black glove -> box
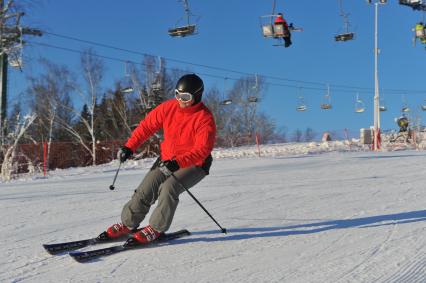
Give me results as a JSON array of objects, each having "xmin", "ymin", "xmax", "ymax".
[
  {"xmin": 159, "ymin": 160, "xmax": 180, "ymax": 177},
  {"xmin": 117, "ymin": 146, "xmax": 133, "ymax": 163}
]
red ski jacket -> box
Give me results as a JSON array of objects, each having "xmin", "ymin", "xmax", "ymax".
[
  {"xmin": 125, "ymin": 99, "xmax": 216, "ymax": 168},
  {"xmin": 274, "ymin": 16, "xmax": 289, "ymax": 29}
]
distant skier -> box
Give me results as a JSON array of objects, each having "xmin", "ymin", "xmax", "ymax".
[
  {"xmin": 274, "ymin": 12, "xmax": 292, "ymax": 47},
  {"xmin": 105, "ymin": 73, "xmax": 216, "ymax": 244}
]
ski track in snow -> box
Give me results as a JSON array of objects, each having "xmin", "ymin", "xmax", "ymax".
[
  {"xmin": 334, "ymin": 223, "xmax": 397, "ymax": 282},
  {"xmin": 1, "ymin": 143, "xmax": 426, "ymax": 282}
]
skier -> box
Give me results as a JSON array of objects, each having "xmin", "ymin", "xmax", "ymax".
[
  {"xmin": 274, "ymin": 12, "xmax": 292, "ymax": 47},
  {"xmin": 105, "ymin": 73, "xmax": 216, "ymax": 244}
]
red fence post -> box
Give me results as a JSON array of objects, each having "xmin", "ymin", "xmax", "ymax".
[
  {"xmin": 255, "ymin": 133, "xmax": 261, "ymax": 157},
  {"xmin": 43, "ymin": 142, "xmax": 47, "ymax": 177}
]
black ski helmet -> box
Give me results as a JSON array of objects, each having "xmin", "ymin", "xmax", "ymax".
[{"xmin": 175, "ymin": 74, "xmax": 204, "ymax": 104}]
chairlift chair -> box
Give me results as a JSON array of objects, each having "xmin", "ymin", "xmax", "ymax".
[
  {"xmin": 249, "ymin": 74, "xmax": 260, "ymax": 103},
  {"xmin": 413, "ymin": 22, "xmax": 426, "ymax": 46},
  {"xmin": 297, "ymin": 105, "xmax": 307, "ymax": 112},
  {"xmin": 8, "ymin": 53, "xmax": 22, "ymax": 69},
  {"xmin": 402, "ymin": 105, "xmax": 410, "ymax": 112},
  {"xmin": 296, "ymin": 89, "xmax": 307, "ymax": 112},
  {"xmin": 260, "ymin": 15, "xmax": 290, "ymax": 47},
  {"xmin": 259, "ymin": 14, "xmax": 302, "ymax": 47},
  {"xmin": 401, "ymin": 94, "xmax": 410, "ymax": 112},
  {"xmin": 379, "ymin": 97, "xmax": 387, "ymax": 111},
  {"xmin": 168, "ymin": 25, "xmax": 196, "ymax": 37},
  {"xmin": 399, "ymin": 0, "xmax": 426, "ymax": 11},
  {"xmin": 296, "ymin": 96, "xmax": 308, "ymax": 112},
  {"xmin": 379, "ymin": 90, "xmax": 387, "ymax": 111},
  {"xmin": 335, "ymin": 33, "xmax": 354, "ymax": 42},
  {"xmin": 321, "ymin": 102, "xmax": 332, "ymax": 110},
  {"xmin": 248, "ymin": 96, "xmax": 259, "ymax": 103},
  {"xmin": 321, "ymin": 85, "xmax": 332, "ymax": 110},
  {"xmin": 335, "ymin": 0, "xmax": 355, "ymax": 42},
  {"xmin": 421, "ymin": 99, "xmax": 426, "ymax": 110},
  {"xmin": 168, "ymin": 0, "xmax": 198, "ymax": 37},
  {"xmin": 354, "ymin": 94, "xmax": 365, "ymax": 113},
  {"xmin": 8, "ymin": 27, "xmax": 24, "ymax": 69},
  {"xmin": 220, "ymin": 99, "xmax": 232, "ymax": 106}
]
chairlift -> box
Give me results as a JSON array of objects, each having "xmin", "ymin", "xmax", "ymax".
[
  {"xmin": 379, "ymin": 92, "xmax": 387, "ymax": 111},
  {"xmin": 150, "ymin": 57, "xmax": 164, "ymax": 92},
  {"xmin": 399, "ymin": 0, "xmax": 426, "ymax": 11},
  {"xmin": 220, "ymin": 78, "xmax": 232, "ymax": 106},
  {"xmin": 335, "ymin": 0, "xmax": 355, "ymax": 42},
  {"xmin": 168, "ymin": 0, "xmax": 198, "ymax": 37},
  {"xmin": 8, "ymin": 52, "xmax": 22, "ymax": 69},
  {"xmin": 354, "ymin": 93, "xmax": 365, "ymax": 113},
  {"xmin": 121, "ymin": 87, "xmax": 134, "ymax": 93},
  {"xmin": 320, "ymin": 84, "xmax": 333, "ymax": 110},
  {"xmin": 248, "ymin": 74, "xmax": 260, "ymax": 103},
  {"xmin": 296, "ymin": 97, "xmax": 308, "ymax": 112},
  {"xmin": 401, "ymin": 94, "xmax": 410, "ymax": 112},
  {"xmin": 248, "ymin": 97, "xmax": 259, "ymax": 103},
  {"xmin": 8, "ymin": 27, "xmax": 23, "ymax": 69},
  {"xmin": 221, "ymin": 99, "xmax": 233, "ymax": 105},
  {"xmin": 296, "ymin": 88, "xmax": 307, "ymax": 112},
  {"xmin": 259, "ymin": 0, "xmax": 302, "ymax": 47},
  {"xmin": 297, "ymin": 104, "xmax": 307, "ymax": 112},
  {"xmin": 421, "ymin": 95, "xmax": 426, "ymax": 110},
  {"xmin": 413, "ymin": 21, "xmax": 426, "ymax": 47}
]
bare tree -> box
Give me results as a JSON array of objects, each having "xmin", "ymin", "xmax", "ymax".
[
  {"xmin": 57, "ymin": 48, "xmax": 104, "ymax": 165},
  {"xmin": 304, "ymin": 127, "xmax": 316, "ymax": 142},
  {"xmin": 291, "ymin": 129, "xmax": 303, "ymax": 142},
  {"xmin": 1, "ymin": 113, "xmax": 36, "ymax": 181},
  {"xmin": 126, "ymin": 55, "xmax": 169, "ymax": 112},
  {"xmin": 227, "ymin": 76, "xmax": 265, "ymax": 144},
  {"xmin": 26, "ymin": 58, "xmax": 75, "ymax": 165},
  {"xmin": 255, "ymin": 113, "xmax": 277, "ymax": 144}
]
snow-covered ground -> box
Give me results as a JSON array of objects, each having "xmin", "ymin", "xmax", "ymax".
[{"xmin": 1, "ymin": 141, "xmax": 426, "ymax": 283}]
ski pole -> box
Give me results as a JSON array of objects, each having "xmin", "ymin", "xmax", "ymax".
[
  {"xmin": 109, "ymin": 161, "xmax": 122, "ymax": 190},
  {"xmin": 170, "ymin": 172, "xmax": 227, "ymax": 234}
]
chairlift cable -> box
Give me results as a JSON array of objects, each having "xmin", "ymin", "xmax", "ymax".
[{"xmin": 28, "ymin": 36, "xmax": 426, "ymax": 95}]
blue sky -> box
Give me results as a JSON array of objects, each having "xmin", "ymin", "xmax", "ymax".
[{"xmin": 9, "ymin": 0, "xmax": 426, "ymax": 137}]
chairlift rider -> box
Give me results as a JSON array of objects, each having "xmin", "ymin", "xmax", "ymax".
[
  {"xmin": 274, "ymin": 13, "xmax": 292, "ymax": 47},
  {"xmin": 414, "ymin": 22, "xmax": 426, "ymax": 45}
]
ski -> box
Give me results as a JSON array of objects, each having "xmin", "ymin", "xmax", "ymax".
[
  {"xmin": 43, "ymin": 231, "xmax": 128, "ymax": 255},
  {"xmin": 69, "ymin": 229, "xmax": 190, "ymax": 263}
]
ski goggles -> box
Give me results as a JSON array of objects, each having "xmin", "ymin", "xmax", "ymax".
[{"xmin": 174, "ymin": 89, "xmax": 193, "ymax": 102}]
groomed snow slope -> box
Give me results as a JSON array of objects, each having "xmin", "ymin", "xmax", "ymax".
[{"xmin": 1, "ymin": 142, "xmax": 426, "ymax": 283}]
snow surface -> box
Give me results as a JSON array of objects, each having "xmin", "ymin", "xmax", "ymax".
[{"xmin": 1, "ymin": 141, "xmax": 426, "ymax": 283}]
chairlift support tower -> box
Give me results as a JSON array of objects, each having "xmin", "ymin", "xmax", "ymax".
[{"xmin": 0, "ymin": 0, "xmax": 42, "ymax": 144}]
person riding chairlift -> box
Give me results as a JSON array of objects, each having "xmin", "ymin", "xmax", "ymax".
[
  {"xmin": 274, "ymin": 13, "xmax": 292, "ymax": 48},
  {"xmin": 415, "ymin": 22, "xmax": 426, "ymax": 44}
]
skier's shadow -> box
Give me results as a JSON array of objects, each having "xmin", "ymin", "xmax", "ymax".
[{"xmin": 172, "ymin": 209, "xmax": 426, "ymax": 244}]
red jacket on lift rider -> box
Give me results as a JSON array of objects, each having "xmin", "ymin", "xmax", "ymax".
[{"xmin": 274, "ymin": 12, "xmax": 292, "ymax": 48}]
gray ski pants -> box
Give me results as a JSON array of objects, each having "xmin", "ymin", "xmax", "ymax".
[{"xmin": 121, "ymin": 164, "xmax": 206, "ymax": 232}]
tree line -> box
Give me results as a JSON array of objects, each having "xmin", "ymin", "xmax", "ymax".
[{"xmin": 0, "ymin": 48, "xmax": 319, "ymax": 179}]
